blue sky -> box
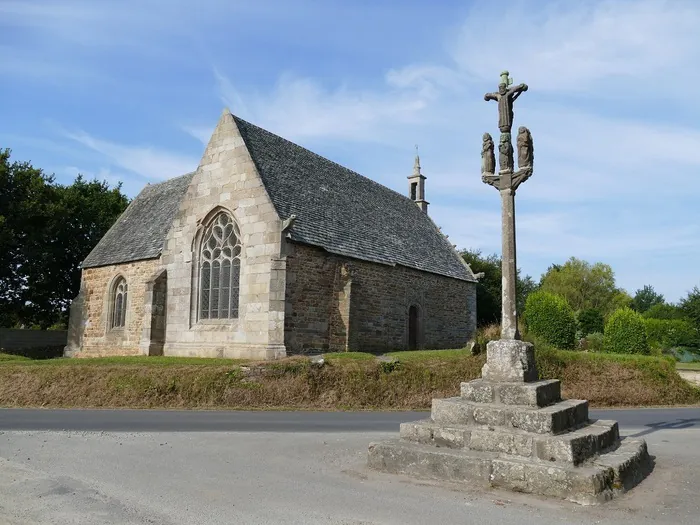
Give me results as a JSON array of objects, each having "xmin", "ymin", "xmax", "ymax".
[{"xmin": 2, "ymin": 0, "xmax": 699, "ymax": 302}]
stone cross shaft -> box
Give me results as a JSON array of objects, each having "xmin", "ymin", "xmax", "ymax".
[{"xmin": 481, "ymin": 71, "xmax": 534, "ymax": 340}]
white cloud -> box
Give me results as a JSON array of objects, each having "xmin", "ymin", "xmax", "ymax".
[
  {"xmin": 210, "ymin": 64, "xmax": 458, "ymax": 146},
  {"xmin": 7, "ymin": 0, "xmax": 700, "ymax": 300},
  {"xmin": 180, "ymin": 125, "xmax": 214, "ymax": 145},
  {"xmin": 62, "ymin": 130, "xmax": 199, "ymax": 180},
  {"xmin": 450, "ymin": 0, "xmax": 700, "ymax": 94}
]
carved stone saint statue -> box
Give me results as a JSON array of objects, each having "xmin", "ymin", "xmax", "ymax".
[
  {"xmin": 516, "ymin": 126, "xmax": 533, "ymax": 168},
  {"xmin": 484, "ymin": 73, "xmax": 529, "ymax": 133},
  {"xmin": 481, "ymin": 133, "xmax": 495, "ymax": 174},
  {"xmin": 498, "ymin": 133, "xmax": 514, "ymax": 173}
]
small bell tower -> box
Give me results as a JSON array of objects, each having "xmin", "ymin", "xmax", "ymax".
[{"xmin": 407, "ymin": 147, "xmax": 429, "ymax": 214}]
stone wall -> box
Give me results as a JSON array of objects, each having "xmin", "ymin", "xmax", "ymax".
[
  {"xmin": 71, "ymin": 259, "xmax": 162, "ymax": 357},
  {"xmin": 284, "ymin": 243, "xmax": 476, "ymax": 354},
  {"xmin": 159, "ymin": 110, "xmax": 286, "ymax": 360}
]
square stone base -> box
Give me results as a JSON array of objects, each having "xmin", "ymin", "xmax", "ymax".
[
  {"xmin": 367, "ymin": 338, "xmax": 653, "ymax": 505},
  {"xmin": 368, "ymin": 437, "xmax": 652, "ymax": 506}
]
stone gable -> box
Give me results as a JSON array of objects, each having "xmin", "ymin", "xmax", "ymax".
[{"xmin": 158, "ymin": 110, "xmax": 286, "ymax": 359}]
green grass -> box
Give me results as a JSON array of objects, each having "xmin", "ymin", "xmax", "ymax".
[
  {"xmin": 1, "ymin": 345, "xmax": 699, "ymax": 409},
  {"xmin": 0, "ymin": 354, "xmax": 248, "ymax": 367},
  {"xmin": 0, "ymin": 353, "xmax": 30, "ymax": 362},
  {"xmin": 677, "ymin": 362, "xmax": 700, "ymax": 370},
  {"xmin": 321, "ymin": 352, "xmax": 376, "ymax": 361},
  {"xmin": 386, "ymin": 348, "xmax": 472, "ymax": 361}
]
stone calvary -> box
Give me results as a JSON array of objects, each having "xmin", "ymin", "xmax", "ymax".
[{"xmin": 367, "ymin": 71, "xmax": 653, "ymax": 505}]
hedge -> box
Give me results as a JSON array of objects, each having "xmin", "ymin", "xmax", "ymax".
[
  {"xmin": 603, "ymin": 308, "xmax": 650, "ymax": 355},
  {"xmin": 644, "ymin": 318, "xmax": 699, "ymax": 349},
  {"xmin": 524, "ymin": 291, "xmax": 576, "ymax": 349}
]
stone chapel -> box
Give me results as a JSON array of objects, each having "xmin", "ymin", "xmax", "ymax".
[{"xmin": 64, "ymin": 109, "xmax": 477, "ymax": 359}]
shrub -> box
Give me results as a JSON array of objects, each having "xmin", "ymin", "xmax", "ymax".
[
  {"xmin": 582, "ymin": 332, "xmax": 604, "ymax": 352},
  {"xmin": 644, "ymin": 318, "xmax": 700, "ymax": 349},
  {"xmin": 524, "ymin": 291, "xmax": 576, "ymax": 349},
  {"xmin": 603, "ymin": 308, "xmax": 650, "ymax": 355},
  {"xmin": 577, "ymin": 308, "xmax": 604, "ymax": 337}
]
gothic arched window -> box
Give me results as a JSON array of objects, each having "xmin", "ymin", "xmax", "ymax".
[
  {"xmin": 112, "ymin": 277, "xmax": 128, "ymax": 328},
  {"xmin": 199, "ymin": 212, "xmax": 241, "ymax": 320}
]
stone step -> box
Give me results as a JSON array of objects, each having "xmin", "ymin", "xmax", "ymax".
[
  {"xmin": 461, "ymin": 378, "xmax": 561, "ymax": 407},
  {"xmin": 367, "ymin": 436, "xmax": 652, "ymax": 506},
  {"xmin": 431, "ymin": 397, "xmax": 589, "ymax": 434},
  {"xmin": 400, "ymin": 418, "xmax": 619, "ymax": 466}
]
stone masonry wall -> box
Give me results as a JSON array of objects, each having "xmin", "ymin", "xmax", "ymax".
[
  {"xmin": 73, "ymin": 259, "xmax": 161, "ymax": 357},
  {"xmin": 159, "ymin": 110, "xmax": 286, "ymax": 360},
  {"xmin": 284, "ymin": 243, "xmax": 476, "ymax": 354}
]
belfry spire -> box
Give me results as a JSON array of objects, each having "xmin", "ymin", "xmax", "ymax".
[{"xmin": 407, "ymin": 145, "xmax": 429, "ymax": 214}]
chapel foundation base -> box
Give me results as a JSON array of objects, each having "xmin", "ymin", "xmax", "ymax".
[{"xmin": 367, "ymin": 339, "xmax": 653, "ymax": 505}]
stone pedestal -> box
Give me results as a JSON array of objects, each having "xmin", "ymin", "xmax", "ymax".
[{"xmin": 367, "ymin": 340, "xmax": 653, "ymax": 505}]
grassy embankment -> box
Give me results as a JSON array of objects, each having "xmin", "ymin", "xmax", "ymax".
[
  {"xmin": 676, "ymin": 362, "xmax": 700, "ymax": 371},
  {"xmin": 1, "ymin": 345, "xmax": 698, "ymax": 410}
]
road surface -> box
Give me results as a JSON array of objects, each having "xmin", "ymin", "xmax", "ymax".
[
  {"xmin": 1, "ymin": 406, "xmax": 698, "ymax": 432},
  {"xmin": 1, "ymin": 408, "xmax": 699, "ymax": 524}
]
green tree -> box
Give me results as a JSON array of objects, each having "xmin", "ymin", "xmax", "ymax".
[
  {"xmin": 632, "ymin": 284, "xmax": 665, "ymax": 313},
  {"xmin": 461, "ymin": 249, "xmax": 537, "ymax": 327},
  {"xmin": 0, "ymin": 149, "xmax": 129, "ymax": 328},
  {"xmin": 576, "ymin": 308, "xmax": 604, "ymax": 337},
  {"xmin": 538, "ymin": 257, "xmax": 625, "ymax": 315},
  {"xmin": 643, "ymin": 303, "xmax": 687, "ymax": 320},
  {"xmin": 680, "ymin": 286, "xmax": 700, "ymax": 332},
  {"xmin": 0, "ymin": 148, "xmax": 56, "ymax": 326}
]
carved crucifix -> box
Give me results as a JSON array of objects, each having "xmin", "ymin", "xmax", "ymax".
[
  {"xmin": 480, "ymin": 71, "xmax": 534, "ymax": 341},
  {"xmin": 484, "ymin": 70, "xmax": 529, "ymax": 133}
]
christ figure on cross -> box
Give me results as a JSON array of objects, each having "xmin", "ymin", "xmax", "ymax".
[{"xmin": 484, "ymin": 76, "xmax": 529, "ymax": 133}]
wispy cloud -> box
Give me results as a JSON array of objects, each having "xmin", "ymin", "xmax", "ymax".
[
  {"xmin": 4, "ymin": 0, "xmax": 700, "ymax": 301},
  {"xmin": 60, "ymin": 165, "xmax": 141, "ymax": 194},
  {"xmin": 62, "ymin": 130, "xmax": 199, "ymax": 180},
  {"xmin": 451, "ymin": 0, "xmax": 700, "ymax": 95},
  {"xmin": 213, "ymin": 70, "xmax": 435, "ymax": 146}
]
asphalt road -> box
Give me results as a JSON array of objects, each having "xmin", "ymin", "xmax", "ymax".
[
  {"xmin": 1, "ymin": 408, "xmax": 699, "ymax": 524},
  {"xmin": 1, "ymin": 406, "xmax": 699, "ymax": 433}
]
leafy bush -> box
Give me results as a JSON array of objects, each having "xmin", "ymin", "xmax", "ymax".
[
  {"xmin": 577, "ymin": 308, "xmax": 604, "ymax": 337},
  {"xmin": 603, "ymin": 308, "xmax": 650, "ymax": 355},
  {"xmin": 524, "ymin": 291, "xmax": 576, "ymax": 349},
  {"xmin": 644, "ymin": 318, "xmax": 700, "ymax": 349},
  {"xmin": 582, "ymin": 332, "xmax": 604, "ymax": 352}
]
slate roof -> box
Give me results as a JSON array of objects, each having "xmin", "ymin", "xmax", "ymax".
[
  {"xmin": 82, "ymin": 114, "xmax": 474, "ymax": 282},
  {"xmin": 233, "ymin": 116, "xmax": 474, "ymax": 282},
  {"xmin": 82, "ymin": 172, "xmax": 194, "ymax": 268}
]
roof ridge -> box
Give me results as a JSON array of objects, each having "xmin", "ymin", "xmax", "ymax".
[
  {"xmin": 230, "ymin": 114, "xmax": 474, "ymax": 282},
  {"xmin": 231, "ymin": 115, "xmax": 419, "ymax": 207}
]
